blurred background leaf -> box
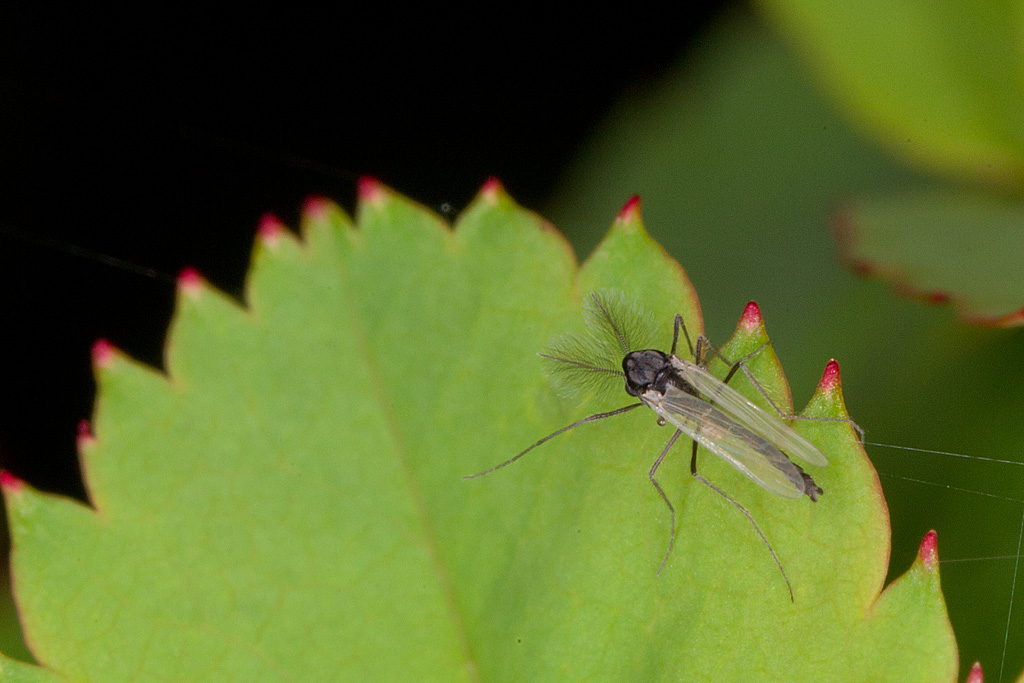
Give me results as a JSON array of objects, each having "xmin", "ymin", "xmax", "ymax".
[
  {"xmin": 760, "ymin": 0, "xmax": 1024, "ymax": 187},
  {"xmin": 839, "ymin": 192, "xmax": 1024, "ymax": 324},
  {"xmin": 759, "ymin": 0, "xmax": 1024, "ymax": 326}
]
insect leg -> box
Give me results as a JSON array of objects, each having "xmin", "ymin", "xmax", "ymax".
[
  {"xmin": 650, "ymin": 429, "xmax": 683, "ymax": 574},
  {"xmin": 695, "ymin": 335, "xmax": 769, "ymax": 378},
  {"xmin": 671, "ymin": 314, "xmax": 696, "ymax": 358},
  {"xmin": 463, "ymin": 403, "xmax": 644, "ymax": 479},
  {"xmin": 703, "ymin": 337, "xmax": 865, "ymax": 443},
  {"xmin": 690, "ymin": 442, "xmax": 795, "ymax": 601},
  {"xmin": 717, "ymin": 341, "xmax": 771, "ymax": 384}
]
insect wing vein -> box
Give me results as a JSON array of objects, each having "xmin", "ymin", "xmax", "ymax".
[
  {"xmin": 652, "ymin": 386, "xmax": 806, "ymax": 499},
  {"xmin": 671, "ymin": 358, "xmax": 828, "ymax": 467}
]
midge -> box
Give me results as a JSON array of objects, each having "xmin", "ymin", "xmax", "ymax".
[{"xmin": 465, "ymin": 291, "xmax": 856, "ymax": 600}]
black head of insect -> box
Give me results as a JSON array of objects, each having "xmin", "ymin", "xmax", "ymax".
[{"xmin": 622, "ymin": 349, "xmax": 693, "ymax": 398}]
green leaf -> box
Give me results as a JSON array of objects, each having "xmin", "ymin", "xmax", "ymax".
[
  {"xmin": 757, "ymin": 0, "xmax": 1024, "ymax": 187},
  {"xmin": 839, "ymin": 191, "xmax": 1024, "ymax": 325},
  {"xmin": 1, "ymin": 182, "xmax": 956, "ymax": 680}
]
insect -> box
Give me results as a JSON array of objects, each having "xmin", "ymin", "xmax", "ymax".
[{"xmin": 465, "ymin": 291, "xmax": 855, "ymax": 600}]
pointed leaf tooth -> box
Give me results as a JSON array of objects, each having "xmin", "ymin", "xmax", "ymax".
[
  {"xmin": 167, "ymin": 276, "xmax": 255, "ymax": 390},
  {"xmin": 357, "ymin": 175, "xmax": 387, "ymax": 206},
  {"xmin": 804, "ymin": 358, "xmax": 852, "ymax": 421},
  {"xmin": 177, "ymin": 267, "xmax": 203, "ymax": 299},
  {"xmin": 76, "ymin": 420, "xmax": 95, "ymax": 448},
  {"xmin": 727, "ymin": 300, "xmax": 771, "ymax": 351},
  {"xmin": 0, "ymin": 470, "xmax": 24, "ymax": 495},
  {"xmin": 250, "ymin": 213, "xmax": 305, "ymax": 306},
  {"xmin": 301, "ymin": 195, "xmax": 333, "ymax": 220},
  {"xmin": 712, "ymin": 299, "xmax": 793, "ymax": 419},
  {"xmin": 739, "ymin": 301, "xmax": 764, "ymax": 332},
  {"xmin": 299, "ymin": 195, "xmax": 351, "ymax": 245},
  {"xmin": 76, "ymin": 420, "xmax": 99, "ymax": 510},
  {"xmin": 479, "ymin": 177, "xmax": 504, "ymax": 204},
  {"xmin": 355, "ymin": 178, "xmax": 452, "ymax": 250},
  {"xmin": 256, "ymin": 213, "xmax": 286, "ymax": 249},
  {"xmin": 616, "ymin": 194, "xmax": 642, "ymax": 223},
  {"xmin": 856, "ymin": 526, "xmax": 956, "ymax": 681},
  {"xmin": 580, "ymin": 195, "xmax": 702, "ymax": 344},
  {"xmin": 818, "ymin": 358, "xmax": 842, "ymax": 395},
  {"xmin": 918, "ymin": 529, "xmax": 939, "ymax": 572},
  {"xmin": 454, "ymin": 182, "xmax": 577, "ymax": 318},
  {"xmin": 91, "ymin": 339, "xmax": 115, "ymax": 369},
  {"xmin": 253, "ymin": 206, "xmax": 347, "ymax": 324},
  {"xmin": 85, "ymin": 351, "xmax": 179, "ymax": 515}
]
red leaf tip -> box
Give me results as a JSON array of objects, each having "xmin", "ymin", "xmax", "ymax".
[
  {"xmin": 358, "ymin": 176, "xmax": 386, "ymax": 204},
  {"xmin": 617, "ymin": 195, "xmax": 642, "ymax": 222},
  {"xmin": 302, "ymin": 195, "xmax": 331, "ymax": 220},
  {"xmin": 480, "ymin": 177, "xmax": 503, "ymax": 199},
  {"xmin": 966, "ymin": 661, "xmax": 983, "ymax": 683},
  {"xmin": 92, "ymin": 339, "xmax": 115, "ymax": 368},
  {"xmin": 77, "ymin": 420, "xmax": 95, "ymax": 446},
  {"xmin": 178, "ymin": 267, "xmax": 203, "ymax": 296},
  {"xmin": 0, "ymin": 470, "xmax": 23, "ymax": 492},
  {"xmin": 257, "ymin": 213, "xmax": 285, "ymax": 246},
  {"xmin": 919, "ymin": 529, "xmax": 939, "ymax": 570},
  {"xmin": 740, "ymin": 301, "xmax": 763, "ymax": 330},
  {"xmin": 818, "ymin": 359, "xmax": 842, "ymax": 393}
]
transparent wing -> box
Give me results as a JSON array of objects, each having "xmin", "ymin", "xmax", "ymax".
[
  {"xmin": 651, "ymin": 385, "xmax": 807, "ymax": 499},
  {"xmin": 671, "ymin": 358, "xmax": 828, "ymax": 467}
]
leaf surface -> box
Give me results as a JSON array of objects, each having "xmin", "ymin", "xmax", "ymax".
[
  {"xmin": 758, "ymin": 0, "xmax": 1024, "ymax": 187},
  {"xmin": 2, "ymin": 184, "xmax": 955, "ymax": 680}
]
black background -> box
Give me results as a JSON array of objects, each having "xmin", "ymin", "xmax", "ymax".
[{"xmin": 0, "ymin": 7, "xmax": 720, "ymax": 498}]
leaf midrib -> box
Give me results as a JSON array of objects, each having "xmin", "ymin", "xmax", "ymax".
[{"xmin": 337, "ymin": 255, "xmax": 479, "ymax": 683}]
